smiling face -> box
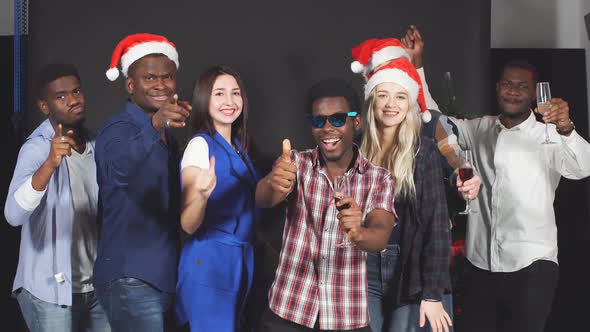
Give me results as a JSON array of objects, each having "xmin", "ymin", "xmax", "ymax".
[
  {"xmin": 38, "ymin": 75, "xmax": 86, "ymax": 128},
  {"xmin": 496, "ymin": 66, "xmax": 535, "ymax": 118},
  {"xmin": 208, "ymin": 74, "xmax": 243, "ymax": 131},
  {"xmin": 126, "ymin": 54, "xmax": 177, "ymax": 113},
  {"xmin": 372, "ymin": 82, "xmax": 411, "ymax": 129},
  {"xmin": 311, "ymin": 96, "xmax": 359, "ymax": 162}
]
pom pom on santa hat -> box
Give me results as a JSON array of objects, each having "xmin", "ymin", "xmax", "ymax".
[
  {"xmin": 105, "ymin": 33, "xmax": 179, "ymax": 81},
  {"xmin": 350, "ymin": 38, "xmax": 411, "ymax": 78}
]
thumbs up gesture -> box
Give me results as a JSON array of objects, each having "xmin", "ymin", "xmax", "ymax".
[
  {"xmin": 270, "ymin": 139, "xmax": 297, "ymax": 194},
  {"xmin": 194, "ymin": 156, "xmax": 217, "ymax": 198}
]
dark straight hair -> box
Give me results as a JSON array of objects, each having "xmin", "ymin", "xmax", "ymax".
[{"xmin": 189, "ymin": 65, "xmax": 250, "ymax": 152}]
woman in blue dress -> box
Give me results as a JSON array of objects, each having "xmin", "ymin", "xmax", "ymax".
[{"xmin": 175, "ymin": 65, "xmax": 259, "ymax": 331}]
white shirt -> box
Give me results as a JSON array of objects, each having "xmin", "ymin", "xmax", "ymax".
[
  {"xmin": 181, "ymin": 137, "xmax": 210, "ymax": 170},
  {"xmin": 450, "ymin": 112, "xmax": 590, "ymax": 272}
]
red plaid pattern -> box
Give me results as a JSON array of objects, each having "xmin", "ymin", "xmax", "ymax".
[{"xmin": 268, "ymin": 148, "xmax": 396, "ymax": 330}]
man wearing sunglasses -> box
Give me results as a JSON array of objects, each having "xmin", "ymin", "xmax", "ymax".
[{"xmin": 256, "ymin": 79, "xmax": 396, "ymax": 331}]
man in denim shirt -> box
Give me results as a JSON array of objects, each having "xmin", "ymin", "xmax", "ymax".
[
  {"xmin": 93, "ymin": 33, "xmax": 190, "ymax": 331},
  {"xmin": 5, "ymin": 64, "xmax": 110, "ymax": 332}
]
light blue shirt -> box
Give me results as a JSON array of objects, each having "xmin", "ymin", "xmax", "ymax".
[{"xmin": 4, "ymin": 119, "xmax": 97, "ymax": 306}]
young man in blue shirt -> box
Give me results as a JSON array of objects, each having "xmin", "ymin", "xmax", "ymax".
[
  {"xmin": 93, "ymin": 33, "xmax": 190, "ymax": 331},
  {"xmin": 5, "ymin": 64, "xmax": 110, "ymax": 332}
]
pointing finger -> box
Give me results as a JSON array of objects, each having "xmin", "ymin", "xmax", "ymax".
[{"xmin": 56, "ymin": 124, "xmax": 63, "ymax": 138}]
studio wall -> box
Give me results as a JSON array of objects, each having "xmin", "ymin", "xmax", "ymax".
[{"xmin": 27, "ymin": 0, "xmax": 491, "ymax": 160}]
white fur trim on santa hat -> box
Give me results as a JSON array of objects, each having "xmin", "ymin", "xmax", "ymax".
[
  {"xmin": 369, "ymin": 46, "xmax": 411, "ymax": 73},
  {"xmin": 364, "ymin": 68, "xmax": 419, "ymax": 101},
  {"xmin": 120, "ymin": 41, "xmax": 179, "ymax": 77}
]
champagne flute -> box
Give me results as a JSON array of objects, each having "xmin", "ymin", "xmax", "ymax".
[
  {"xmin": 536, "ymin": 82, "xmax": 556, "ymax": 144},
  {"xmin": 458, "ymin": 149, "xmax": 477, "ymax": 215},
  {"xmin": 334, "ymin": 175, "xmax": 353, "ymax": 247}
]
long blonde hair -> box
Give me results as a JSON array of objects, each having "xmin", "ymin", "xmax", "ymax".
[{"xmin": 360, "ymin": 88, "xmax": 421, "ymax": 198}]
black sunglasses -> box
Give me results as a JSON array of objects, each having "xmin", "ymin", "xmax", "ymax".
[{"xmin": 309, "ymin": 112, "xmax": 358, "ymax": 128}]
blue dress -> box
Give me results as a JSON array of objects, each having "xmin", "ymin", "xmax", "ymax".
[{"xmin": 175, "ymin": 132, "xmax": 260, "ymax": 331}]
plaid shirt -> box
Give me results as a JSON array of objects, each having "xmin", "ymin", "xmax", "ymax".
[
  {"xmin": 268, "ymin": 148, "xmax": 396, "ymax": 330},
  {"xmin": 395, "ymin": 136, "xmax": 451, "ymax": 302}
]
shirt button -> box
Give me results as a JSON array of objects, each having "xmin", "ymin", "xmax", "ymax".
[{"xmin": 322, "ymin": 255, "xmax": 327, "ymax": 260}]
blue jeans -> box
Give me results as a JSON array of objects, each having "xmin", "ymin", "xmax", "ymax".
[
  {"xmin": 95, "ymin": 278, "xmax": 173, "ymax": 332},
  {"xmin": 367, "ymin": 245, "xmax": 454, "ymax": 332},
  {"xmin": 15, "ymin": 288, "xmax": 111, "ymax": 332}
]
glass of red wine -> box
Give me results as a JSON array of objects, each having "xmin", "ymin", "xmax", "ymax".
[
  {"xmin": 334, "ymin": 175, "xmax": 353, "ymax": 247},
  {"xmin": 458, "ymin": 149, "xmax": 477, "ymax": 215}
]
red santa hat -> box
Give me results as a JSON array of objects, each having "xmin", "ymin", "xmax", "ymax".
[
  {"xmin": 350, "ymin": 38, "xmax": 411, "ymax": 78},
  {"xmin": 350, "ymin": 38, "xmax": 431, "ymax": 123},
  {"xmin": 105, "ymin": 33, "xmax": 179, "ymax": 81}
]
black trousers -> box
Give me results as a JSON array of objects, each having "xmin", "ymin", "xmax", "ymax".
[
  {"xmin": 258, "ymin": 306, "xmax": 372, "ymax": 332},
  {"xmin": 459, "ymin": 259, "xmax": 558, "ymax": 332}
]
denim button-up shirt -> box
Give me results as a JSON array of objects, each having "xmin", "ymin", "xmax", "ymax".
[
  {"xmin": 4, "ymin": 119, "xmax": 97, "ymax": 306},
  {"xmin": 93, "ymin": 102, "xmax": 180, "ymax": 293}
]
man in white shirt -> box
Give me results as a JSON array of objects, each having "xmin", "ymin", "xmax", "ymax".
[{"xmin": 439, "ymin": 60, "xmax": 590, "ymax": 332}]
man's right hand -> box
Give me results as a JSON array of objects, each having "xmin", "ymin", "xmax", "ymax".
[
  {"xmin": 401, "ymin": 25, "xmax": 424, "ymax": 69},
  {"xmin": 269, "ymin": 139, "xmax": 297, "ymax": 194},
  {"xmin": 152, "ymin": 94, "xmax": 191, "ymax": 131},
  {"xmin": 46, "ymin": 124, "xmax": 75, "ymax": 169}
]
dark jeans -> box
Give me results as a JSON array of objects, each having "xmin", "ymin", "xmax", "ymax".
[
  {"xmin": 95, "ymin": 277, "xmax": 173, "ymax": 332},
  {"xmin": 258, "ymin": 306, "xmax": 372, "ymax": 332},
  {"xmin": 459, "ymin": 259, "xmax": 558, "ymax": 332}
]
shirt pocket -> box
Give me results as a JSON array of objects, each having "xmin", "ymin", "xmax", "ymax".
[{"xmin": 183, "ymin": 239, "xmax": 243, "ymax": 293}]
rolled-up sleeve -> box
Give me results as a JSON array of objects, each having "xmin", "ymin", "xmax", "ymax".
[
  {"xmin": 554, "ymin": 130, "xmax": 590, "ymax": 179},
  {"xmin": 5, "ymin": 137, "xmax": 49, "ymax": 226}
]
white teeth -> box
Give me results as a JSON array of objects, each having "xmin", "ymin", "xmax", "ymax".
[{"xmin": 322, "ymin": 138, "xmax": 340, "ymax": 145}]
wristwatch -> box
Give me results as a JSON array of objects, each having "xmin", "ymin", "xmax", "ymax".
[{"xmin": 556, "ymin": 119, "xmax": 575, "ymax": 136}]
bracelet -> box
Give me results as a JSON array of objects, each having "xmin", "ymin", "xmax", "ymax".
[
  {"xmin": 423, "ymin": 299, "xmax": 440, "ymax": 302},
  {"xmin": 556, "ymin": 119, "xmax": 575, "ymax": 136}
]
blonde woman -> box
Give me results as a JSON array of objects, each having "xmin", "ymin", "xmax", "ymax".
[{"xmin": 351, "ymin": 38, "xmax": 453, "ymax": 332}]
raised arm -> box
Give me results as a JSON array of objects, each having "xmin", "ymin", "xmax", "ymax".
[
  {"xmin": 401, "ymin": 25, "xmax": 441, "ymax": 112},
  {"xmin": 540, "ymin": 98, "xmax": 590, "ymax": 179},
  {"xmin": 5, "ymin": 124, "xmax": 77, "ymax": 227},
  {"xmin": 180, "ymin": 137, "xmax": 217, "ymax": 234}
]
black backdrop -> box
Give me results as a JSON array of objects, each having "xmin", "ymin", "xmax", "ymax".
[{"xmin": 26, "ymin": 0, "xmax": 491, "ymax": 154}]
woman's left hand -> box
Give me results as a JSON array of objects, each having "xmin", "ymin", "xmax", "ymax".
[{"xmin": 419, "ymin": 300, "xmax": 453, "ymax": 332}]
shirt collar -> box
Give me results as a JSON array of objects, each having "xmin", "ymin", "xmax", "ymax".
[
  {"xmin": 30, "ymin": 118, "xmax": 93, "ymax": 143},
  {"xmin": 124, "ymin": 101, "xmax": 152, "ymax": 125},
  {"xmin": 312, "ymin": 144, "xmax": 367, "ymax": 174},
  {"xmin": 496, "ymin": 110, "xmax": 536, "ymax": 132}
]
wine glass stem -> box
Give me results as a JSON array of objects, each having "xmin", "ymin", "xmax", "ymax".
[{"xmin": 465, "ymin": 199, "xmax": 470, "ymax": 212}]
